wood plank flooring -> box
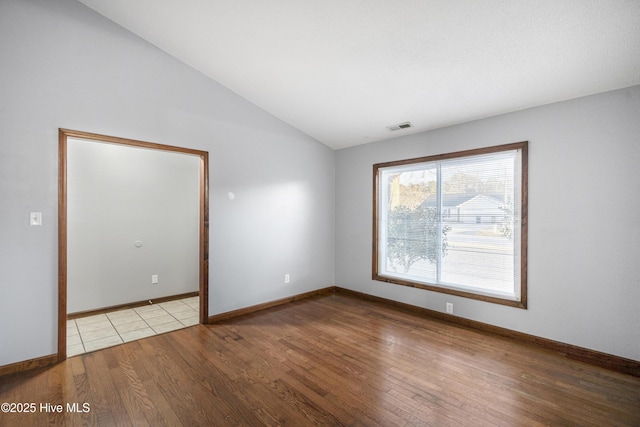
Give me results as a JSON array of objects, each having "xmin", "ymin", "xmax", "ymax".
[{"xmin": 1, "ymin": 293, "xmax": 639, "ymax": 426}]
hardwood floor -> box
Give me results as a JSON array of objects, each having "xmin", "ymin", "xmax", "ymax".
[{"xmin": 1, "ymin": 293, "xmax": 639, "ymax": 426}]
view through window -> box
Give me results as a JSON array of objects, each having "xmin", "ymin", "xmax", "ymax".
[{"xmin": 373, "ymin": 142, "xmax": 528, "ymax": 308}]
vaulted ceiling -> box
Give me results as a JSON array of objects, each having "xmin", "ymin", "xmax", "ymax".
[{"xmin": 77, "ymin": 0, "xmax": 640, "ymax": 150}]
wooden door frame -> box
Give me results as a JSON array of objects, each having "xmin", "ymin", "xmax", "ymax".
[{"xmin": 58, "ymin": 129, "xmax": 209, "ymax": 361}]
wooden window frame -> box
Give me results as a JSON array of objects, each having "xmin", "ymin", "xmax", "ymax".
[{"xmin": 372, "ymin": 141, "xmax": 528, "ymax": 308}]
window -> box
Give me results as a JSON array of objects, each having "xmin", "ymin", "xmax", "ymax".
[{"xmin": 373, "ymin": 142, "xmax": 528, "ymax": 308}]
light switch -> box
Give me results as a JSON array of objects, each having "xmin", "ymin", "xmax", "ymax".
[{"xmin": 30, "ymin": 212, "xmax": 42, "ymax": 226}]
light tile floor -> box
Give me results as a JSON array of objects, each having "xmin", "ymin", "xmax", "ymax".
[{"xmin": 67, "ymin": 296, "xmax": 199, "ymax": 357}]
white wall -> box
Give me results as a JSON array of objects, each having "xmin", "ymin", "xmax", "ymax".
[
  {"xmin": 0, "ymin": 0, "xmax": 335, "ymax": 366},
  {"xmin": 336, "ymin": 85, "xmax": 640, "ymax": 362},
  {"xmin": 67, "ymin": 138, "xmax": 200, "ymax": 312}
]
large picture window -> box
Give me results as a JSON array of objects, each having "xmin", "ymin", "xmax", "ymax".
[{"xmin": 373, "ymin": 142, "xmax": 528, "ymax": 308}]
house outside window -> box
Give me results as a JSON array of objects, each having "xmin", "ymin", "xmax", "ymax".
[{"xmin": 373, "ymin": 142, "xmax": 528, "ymax": 308}]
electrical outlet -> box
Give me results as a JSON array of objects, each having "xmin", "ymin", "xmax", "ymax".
[
  {"xmin": 152, "ymin": 274, "xmax": 159, "ymax": 284},
  {"xmin": 446, "ymin": 302, "xmax": 454, "ymax": 314},
  {"xmin": 284, "ymin": 274, "xmax": 290, "ymax": 284}
]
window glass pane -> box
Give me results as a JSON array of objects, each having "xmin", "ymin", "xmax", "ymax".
[
  {"xmin": 382, "ymin": 166, "xmax": 438, "ymax": 282},
  {"xmin": 440, "ymin": 152, "xmax": 517, "ymax": 297}
]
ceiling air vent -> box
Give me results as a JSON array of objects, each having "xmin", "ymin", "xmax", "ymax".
[{"xmin": 387, "ymin": 122, "xmax": 413, "ymax": 131}]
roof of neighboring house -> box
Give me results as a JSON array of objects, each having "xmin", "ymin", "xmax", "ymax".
[{"xmin": 420, "ymin": 193, "xmax": 505, "ymax": 209}]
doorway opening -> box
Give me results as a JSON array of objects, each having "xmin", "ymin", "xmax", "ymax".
[{"xmin": 58, "ymin": 129, "xmax": 209, "ymax": 361}]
